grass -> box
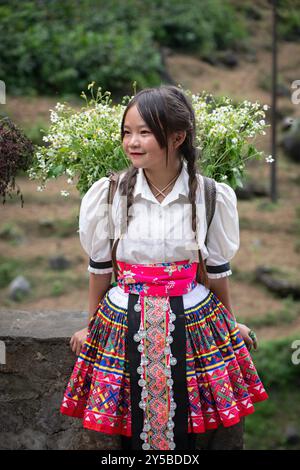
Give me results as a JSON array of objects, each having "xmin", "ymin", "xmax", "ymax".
[
  {"xmin": 234, "ymin": 265, "xmax": 300, "ymax": 289},
  {"xmin": 0, "ymin": 216, "xmax": 80, "ymax": 239},
  {"xmin": 259, "ymin": 266, "xmax": 300, "ymax": 287},
  {"xmin": 256, "ymin": 201, "xmax": 281, "ymax": 212},
  {"xmin": 2, "ymin": 191, "xmax": 80, "ymax": 206},
  {"xmin": 0, "ymin": 257, "xmax": 24, "ymax": 288},
  {"xmin": 245, "ymin": 388, "xmax": 300, "ymax": 450},
  {"xmin": 22, "ymin": 118, "xmax": 50, "ymax": 146},
  {"xmin": 0, "ymin": 255, "xmax": 88, "ymax": 304},
  {"xmin": 238, "ymin": 295, "xmax": 300, "ymax": 328},
  {"xmin": 290, "ymin": 206, "xmax": 300, "ymax": 237},
  {"xmin": 239, "ymin": 217, "xmax": 283, "ymax": 233},
  {"xmin": 244, "ymin": 334, "xmax": 300, "ymax": 449},
  {"xmin": 0, "ymin": 222, "xmax": 25, "ymax": 246},
  {"xmin": 232, "ymin": 269, "xmax": 256, "ymax": 283}
]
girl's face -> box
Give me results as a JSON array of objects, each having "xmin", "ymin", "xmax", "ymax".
[{"xmin": 122, "ymin": 104, "xmax": 176, "ymax": 170}]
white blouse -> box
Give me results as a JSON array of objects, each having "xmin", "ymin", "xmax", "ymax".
[{"xmin": 78, "ymin": 160, "xmax": 240, "ymax": 307}]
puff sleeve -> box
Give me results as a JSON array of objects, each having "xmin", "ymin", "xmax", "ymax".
[
  {"xmin": 205, "ymin": 181, "xmax": 240, "ymax": 279},
  {"xmin": 79, "ymin": 177, "xmax": 113, "ymax": 275}
]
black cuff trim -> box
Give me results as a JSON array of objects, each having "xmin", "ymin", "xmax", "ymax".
[
  {"xmin": 89, "ymin": 258, "xmax": 113, "ymax": 269},
  {"xmin": 206, "ymin": 262, "xmax": 231, "ymax": 274}
]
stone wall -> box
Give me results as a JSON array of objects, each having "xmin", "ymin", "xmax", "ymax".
[
  {"xmin": 0, "ymin": 309, "xmax": 121, "ymax": 450},
  {"xmin": 0, "ymin": 309, "xmax": 245, "ymax": 450}
]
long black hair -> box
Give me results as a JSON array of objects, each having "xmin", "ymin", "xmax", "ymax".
[{"xmin": 112, "ymin": 85, "xmax": 209, "ymax": 288}]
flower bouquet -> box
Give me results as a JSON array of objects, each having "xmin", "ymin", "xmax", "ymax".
[{"xmin": 28, "ymin": 82, "xmax": 271, "ymax": 197}]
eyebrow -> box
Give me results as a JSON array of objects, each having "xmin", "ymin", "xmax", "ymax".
[{"xmin": 123, "ymin": 124, "xmax": 150, "ymax": 129}]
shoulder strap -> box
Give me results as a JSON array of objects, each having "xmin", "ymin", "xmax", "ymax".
[
  {"xmin": 196, "ymin": 175, "xmax": 216, "ymax": 288},
  {"xmin": 203, "ymin": 176, "xmax": 216, "ymax": 245},
  {"xmin": 107, "ymin": 172, "xmax": 120, "ymax": 249},
  {"xmin": 107, "ymin": 172, "xmax": 121, "ymax": 283}
]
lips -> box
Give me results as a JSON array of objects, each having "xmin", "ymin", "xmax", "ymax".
[{"xmin": 130, "ymin": 152, "xmax": 145, "ymax": 156}]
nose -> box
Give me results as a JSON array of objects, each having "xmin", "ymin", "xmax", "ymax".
[{"xmin": 128, "ymin": 133, "xmax": 141, "ymax": 148}]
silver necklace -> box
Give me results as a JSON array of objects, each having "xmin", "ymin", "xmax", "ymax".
[{"xmin": 144, "ymin": 163, "xmax": 182, "ymax": 198}]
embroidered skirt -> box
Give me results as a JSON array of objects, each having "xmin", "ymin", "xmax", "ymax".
[{"xmin": 60, "ymin": 288, "xmax": 268, "ymax": 444}]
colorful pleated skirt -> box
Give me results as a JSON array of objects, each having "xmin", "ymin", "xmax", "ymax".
[{"xmin": 60, "ymin": 287, "xmax": 268, "ymax": 444}]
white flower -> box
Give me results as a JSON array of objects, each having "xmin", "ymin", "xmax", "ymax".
[
  {"xmin": 66, "ymin": 168, "xmax": 74, "ymax": 176},
  {"xmin": 60, "ymin": 190, "xmax": 70, "ymax": 197},
  {"xmin": 263, "ymin": 104, "xmax": 269, "ymax": 111},
  {"xmin": 50, "ymin": 110, "xmax": 59, "ymax": 123},
  {"xmin": 259, "ymin": 119, "xmax": 265, "ymax": 126},
  {"xmin": 232, "ymin": 138, "xmax": 238, "ymax": 144},
  {"xmin": 265, "ymin": 155, "xmax": 274, "ymax": 163},
  {"xmin": 37, "ymin": 186, "xmax": 44, "ymax": 192},
  {"xmin": 67, "ymin": 178, "xmax": 73, "ymax": 184},
  {"xmin": 55, "ymin": 102, "xmax": 65, "ymax": 112}
]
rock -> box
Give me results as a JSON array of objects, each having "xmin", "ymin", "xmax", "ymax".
[
  {"xmin": 245, "ymin": 49, "xmax": 258, "ymax": 63},
  {"xmin": 285, "ymin": 425, "xmax": 300, "ymax": 445},
  {"xmin": 202, "ymin": 54, "xmax": 219, "ymax": 66},
  {"xmin": 255, "ymin": 266, "xmax": 300, "ymax": 300},
  {"xmin": 8, "ymin": 276, "xmax": 31, "ymax": 301},
  {"xmin": 276, "ymin": 83, "xmax": 290, "ymax": 97},
  {"xmin": 252, "ymin": 239, "xmax": 263, "ymax": 248},
  {"xmin": 281, "ymin": 118, "xmax": 300, "ymax": 163},
  {"xmin": 38, "ymin": 218, "xmax": 56, "ymax": 238},
  {"xmin": 244, "ymin": 5, "xmax": 262, "ymax": 21},
  {"xmin": 235, "ymin": 181, "xmax": 269, "ymax": 200},
  {"xmin": 48, "ymin": 255, "xmax": 71, "ymax": 271},
  {"xmin": 281, "ymin": 116, "xmax": 294, "ymax": 131},
  {"xmin": 0, "ymin": 223, "xmax": 24, "ymax": 244},
  {"xmin": 217, "ymin": 50, "xmax": 239, "ymax": 68}
]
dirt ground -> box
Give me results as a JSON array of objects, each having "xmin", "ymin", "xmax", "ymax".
[{"xmin": 1, "ymin": 4, "xmax": 300, "ymax": 344}]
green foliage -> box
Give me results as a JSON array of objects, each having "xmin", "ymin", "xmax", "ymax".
[
  {"xmin": 245, "ymin": 389, "xmax": 300, "ymax": 450},
  {"xmin": 0, "ymin": 0, "xmax": 162, "ymax": 96},
  {"xmin": 0, "ymin": 222, "xmax": 24, "ymax": 244},
  {"xmin": 278, "ymin": 0, "xmax": 300, "ymax": 41},
  {"xmin": 50, "ymin": 280, "xmax": 66, "ymax": 297},
  {"xmin": 22, "ymin": 119, "xmax": 50, "ymax": 146},
  {"xmin": 144, "ymin": 0, "xmax": 248, "ymax": 56},
  {"xmin": 252, "ymin": 335, "xmax": 300, "ymax": 390},
  {"xmin": 0, "ymin": 257, "xmax": 23, "ymax": 288},
  {"xmin": 244, "ymin": 334, "xmax": 300, "ymax": 449},
  {"xmin": 0, "ymin": 0, "xmax": 249, "ymax": 97}
]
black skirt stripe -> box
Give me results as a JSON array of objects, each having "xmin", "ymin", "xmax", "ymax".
[
  {"xmin": 169, "ymin": 295, "xmax": 189, "ymax": 450},
  {"xmin": 127, "ymin": 293, "xmax": 189, "ymax": 450}
]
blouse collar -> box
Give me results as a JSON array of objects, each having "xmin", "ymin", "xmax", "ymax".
[{"xmin": 133, "ymin": 159, "xmax": 190, "ymax": 207}]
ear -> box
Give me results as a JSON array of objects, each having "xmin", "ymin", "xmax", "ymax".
[{"xmin": 172, "ymin": 130, "xmax": 186, "ymax": 149}]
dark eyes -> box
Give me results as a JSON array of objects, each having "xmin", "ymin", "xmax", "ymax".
[{"xmin": 124, "ymin": 130, "xmax": 151, "ymax": 134}]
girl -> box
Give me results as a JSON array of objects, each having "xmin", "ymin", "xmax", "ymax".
[{"xmin": 60, "ymin": 85, "xmax": 268, "ymax": 451}]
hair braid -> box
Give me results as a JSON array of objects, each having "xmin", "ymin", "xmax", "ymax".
[{"xmin": 181, "ymin": 122, "xmax": 210, "ymax": 289}]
